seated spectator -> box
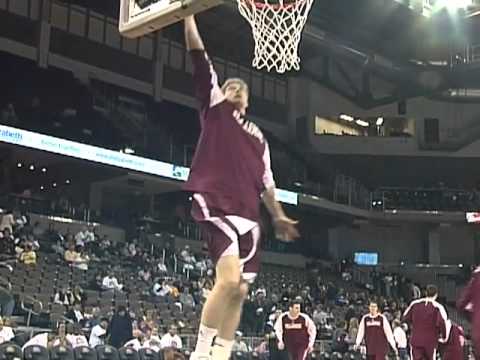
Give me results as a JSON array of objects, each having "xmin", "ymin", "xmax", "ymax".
[
  {"xmin": 254, "ymin": 334, "xmax": 269, "ymax": 355},
  {"xmin": 232, "ymin": 331, "xmax": 249, "ymax": 353},
  {"xmin": 157, "ymin": 259, "xmax": 168, "ymax": 274},
  {"xmin": 89, "ymin": 317, "xmax": 109, "ymax": 348},
  {"xmin": 143, "ymin": 327, "xmax": 162, "ymax": 352},
  {"xmin": 65, "ymin": 303, "xmax": 85, "ymax": 325},
  {"xmin": 0, "ymin": 210, "xmax": 15, "ymax": 234},
  {"xmin": 102, "ymin": 272, "xmax": 123, "ymax": 291},
  {"xmin": 138, "ymin": 268, "xmax": 152, "ymax": 283},
  {"xmin": 124, "ymin": 335, "xmax": 145, "ymax": 351},
  {"xmin": 54, "ymin": 287, "xmax": 73, "ymax": 306},
  {"xmin": 64, "ymin": 243, "xmax": 89, "ymax": 270},
  {"xmin": 179, "ymin": 287, "xmax": 195, "ymax": 309},
  {"xmin": 75, "ymin": 226, "xmax": 94, "ymax": 250},
  {"xmin": 160, "ymin": 325, "xmax": 182, "ymax": 350},
  {"xmin": 72, "ymin": 285, "xmax": 86, "ymax": 307},
  {"xmin": 0, "ymin": 229, "xmax": 15, "ymax": 255},
  {"xmin": 0, "ymin": 286, "xmax": 14, "ymax": 317},
  {"xmin": 0, "ymin": 316, "xmax": 14, "ymax": 344},
  {"xmin": 19, "ymin": 244, "xmax": 37, "ymax": 266},
  {"xmin": 152, "ymin": 279, "xmax": 170, "ymax": 297},
  {"xmin": 22, "ymin": 332, "xmax": 51, "ymax": 350},
  {"xmin": 66, "ymin": 323, "xmax": 89, "ymax": 348}
]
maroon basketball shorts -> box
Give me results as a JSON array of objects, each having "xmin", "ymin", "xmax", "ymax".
[
  {"xmin": 191, "ymin": 193, "xmax": 261, "ymax": 283},
  {"xmin": 410, "ymin": 345, "xmax": 437, "ymax": 360},
  {"xmin": 366, "ymin": 354, "xmax": 387, "ymax": 360},
  {"xmin": 286, "ymin": 346, "xmax": 309, "ymax": 360}
]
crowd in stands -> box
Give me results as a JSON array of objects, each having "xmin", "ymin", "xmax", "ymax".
[{"xmin": 0, "ymin": 207, "xmax": 474, "ymax": 360}]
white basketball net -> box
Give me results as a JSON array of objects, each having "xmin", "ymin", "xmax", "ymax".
[{"xmin": 237, "ymin": 0, "xmax": 314, "ymax": 73}]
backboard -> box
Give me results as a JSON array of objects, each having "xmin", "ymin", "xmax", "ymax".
[{"xmin": 119, "ymin": 0, "xmax": 223, "ymax": 38}]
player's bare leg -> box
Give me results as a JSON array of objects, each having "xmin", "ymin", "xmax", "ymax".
[
  {"xmin": 216, "ymin": 281, "xmax": 248, "ymax": 337},
  {"xmin": 192, "ymin": 255, "xmax": 244, "ymax": 360}
]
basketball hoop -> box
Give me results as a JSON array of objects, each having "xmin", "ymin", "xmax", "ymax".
[{"xmin": 237, "ymin": 0, "xmax": 314, "ymax": 73}]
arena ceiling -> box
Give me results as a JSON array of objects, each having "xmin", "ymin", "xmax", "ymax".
[{"xmin": 59, "ymin": 0, "xmax": 480, "ymax": 108}]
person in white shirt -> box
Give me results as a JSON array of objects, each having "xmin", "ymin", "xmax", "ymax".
[
  {"xmin": 0, "ymin": 211, "xmax": 15, "ymax": 234},
  {"xmin": 392, "ymin": 320, "xmax": 408, "ymax": 360},
  {"xmin": 65, "ymin": 324, "xmax": 89, "ymax": 349},
  {"xmin": 152, "ymin": 279, "xmax": 170, "ymax": 297},
  {"xmin": 232, "ymin": 331, "xmax": 249, "ymax": 353},
  {"xmin": 124, "ymin": 336, "xmax": 144, "ymax": 351},
  {"xmin": 22, "ymin": 333, "xmax": 62, "ymax": 350},
  {"xmin": 102, "ymin": 273, "xmax": 123, "ymax": 291},
  {"xmin": 0, "ymin": 317, "xmax": 14, "ymax": 344},
  {"xmin": 143, "ymin": 328, "xmax": 162, "ymax": 352},
  {"xmin": 160, "ymin": 325, "xmax": 182, "ymax": 350},
  {"xmin": 89, "ymin": 318, "xmax": 109, "ymax": 348}
]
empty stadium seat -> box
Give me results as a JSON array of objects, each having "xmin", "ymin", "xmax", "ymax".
[
  {"xmin": 96, "ymin": 346, "xmax": 119, "ymax": 360},
  {"xmin": 73, "ymin": 346, "xmax": 97, "ymax": 360},
  {"xmin": 50, "ymin": 346, "xmax": 74, "ymax": 360},
  {"xmin": 119, "ymin": 347, "xmax": 139, "ymax": 360},
  {"xmin": 24, "ymin": 345, "xmax": 50, "ymax": 360},
  {"xmin": 0, "ymin": 343, "xmax": 21, "ymax": 360},
  {"xmin": 138, "ymin": 348, "xmax": 159, "ymax": 360}
]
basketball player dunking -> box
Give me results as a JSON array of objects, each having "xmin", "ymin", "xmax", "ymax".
[{"xmin": 183, "ymin": 15, "xmax": 300, "ymax": 360}]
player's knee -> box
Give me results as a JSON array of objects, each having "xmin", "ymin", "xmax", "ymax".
[
  {"xmin": 237, "ymin": 282, "xmax": 249, "ymax": 300},
  {"xmin": 217, "ymin": 278, "xmax": 242, "ymax": 296}
]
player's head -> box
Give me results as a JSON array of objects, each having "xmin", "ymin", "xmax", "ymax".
[
  {"xmin": 221, "ymin": 78, "xmax": 249, "ymax": 115},
  {"xmin": 288, "ymin": 300, "xmax": 302, "ymax": 317},
  {"xmin": 368, "ymin": 301, "xmax": 379, "ymax": 316},
  {"xmin": 426, "ymin": 284, "xmax": 438, "ymax": 299}
]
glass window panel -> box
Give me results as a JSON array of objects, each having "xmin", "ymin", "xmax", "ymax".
[
  {"xmin": 275, "ymin": 80, "xmax": 287, "ymax": 104},
  {"xmin": 106, "ymin": 21, "xmax": 121, "ymax": 49},
  {"xmin": 139, "ymin": 36, "xmax": 153, "ymax": 59},
  {"xmin": 50, "ymin": 2, "xmax": 68, "ymax": 30},
  {"xmin": 88, "ymin": 13, "xmax": 104, "ymax": 43},
  {"xmin": 185, "ymin": 52, "xmax": 193, "ymax": 74},
  {"xmin": 251, "ymin": 73, "xmax": 262, "ymax": 97},
  {"xmin": 264, "ymin": 77, "xmax": 274, "ymax": 101},
  {"xmin": 169, "ymin": 44, "xmax": 184, "ymax": 70},
  {"xmin": 9, "ymin": 0, "xmax": 28, "ymax": 17},
  {"xmin": 30, "ymin": 0, "xmax": 40, "ymax": 19},
  {"xmin": 122, "ymin": 37, "xmax": 137, "ymax": 54},
  {"xmin": 226, "ymin": 62, "xmax": 238, "ymax": 78},
  {"xmin": 69, "ymin": 8, "xmax": 86, "ymax": 36}
]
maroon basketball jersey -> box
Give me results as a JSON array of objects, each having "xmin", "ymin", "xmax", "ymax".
[
  {"xmin": 275, "ymin": 312, "xmax": 316, "ymax": 349},
  {"xmin": 357, "ymin": 314, "xmax": 395, "ymax": 355},
  {"xmin": 183, "ymin": 50, "xmax": 275, "ymax": 223},
  {"xmin": 403, "ymin": 298, "xmax": 449, "ymax": 348}
]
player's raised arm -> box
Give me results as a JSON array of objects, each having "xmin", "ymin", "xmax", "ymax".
[
  {"xmin": 184, "ymin": 16, "xmax": 223, "ymax": 113},
  {"xmin": 184, "ymin": 15, "xmax": 204, "ymax": 51}
]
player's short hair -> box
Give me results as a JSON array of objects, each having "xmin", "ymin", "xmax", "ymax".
[
  {"xmin": 289, "ymin": 299, "xmax": 302, "ymax": 308},
  {"xmin": 426, "ymin": 284, "xmax": 438, "ymax": 297},
  {"xmin": 369, "ymin": 300, "xmax": 378, "ymax": 306},
  {"xmin": 221, "ymin": 78, "xmax": 249, "ymax": 93}
]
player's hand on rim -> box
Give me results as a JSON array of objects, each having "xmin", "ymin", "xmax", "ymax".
[{"xmin": 273, "ymin": 216, "xmax": 299, "ymax": 242}]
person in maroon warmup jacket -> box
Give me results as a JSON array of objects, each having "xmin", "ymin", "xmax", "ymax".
[
  {"xmin": 183, "ymin": 15, "xmax": 299, "ymax": 360},
  {"xmin": 274, "ymin": 301, "xmax": 317, "ymax": 360},
  {"xmin": 403, "ymin": 284, "xmax": 450, "ymax": 360},
  {"xmin": 457, "ymin": 265, "xmax": 480, "ymax": 357},
  {"xmin": 439, "ymin": 322, "xmax": 465, "ymax": 360},
  {"xmin": 354, "ymin": 301, "xmax": 398, "ymax": 360}
]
